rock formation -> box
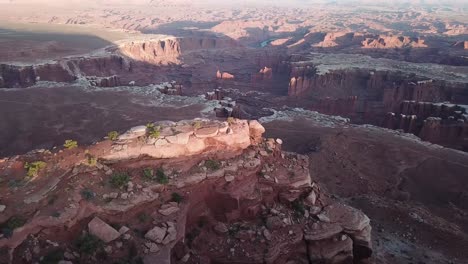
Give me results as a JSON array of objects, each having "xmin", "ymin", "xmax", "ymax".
[
  {"xmin": 216, "ymin": 70, "xmax": 235, "ymax": 80},
  {"xmin": 0, "ymin": 119, "xmax": 372, "ymax": 263},
  {"xmin": 361, "ymin": 35, "xmax": 427, "ymax": 49},
  {"xmin": 384, "ymin": 101, "xmax": 468, "ymax": 150},
  {"xmin": 118, "ymin": 37, "xmax": 240, "ymax": 65}
]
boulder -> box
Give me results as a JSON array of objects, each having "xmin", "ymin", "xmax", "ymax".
[
  {"xmin": 159, "ymin": 203, "xmax": 180, "ymax": 216},
  {"xmin": 213, "ymin": 222, "xmax": 229, "ymax": 234},
  {"xmin": 145, "ymin": 226, "xmax": 167, "ymax": 243},
  {"xmin": 194, "ymin": 126, "xmax": 219, "ymax": 138},
  {"xmin": 207, "ymin": 169, "xmax": 225, "ymax": 179},
  {"xmin": 162, "ymin": 222, "xmax": 177, "ymax": 245},
  {"xmin": 175, "ymin": 172, "xmax": 207, "ymax": 188},
  {"xmin": 88, "ymin": 217, "xmax": 120, "ymax": 243},
  {"xmin": 165, "ymin": 132, "xmax": 192, "ymax": 145},
  {"xmin": 307, "ymin": 235, "xmax": 353, "ymax": 263}
]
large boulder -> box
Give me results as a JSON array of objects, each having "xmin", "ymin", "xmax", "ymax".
[
  {"xmin": 145, "ymin": 226, "xmax": 167, "ymax": 243},
  {"xmin": 88, "ymin": 217, "xmax": 120, "ymax": 243},
  {"xmin": 248, "ymin": 120, "xmax": 265, "ymax": 144}
]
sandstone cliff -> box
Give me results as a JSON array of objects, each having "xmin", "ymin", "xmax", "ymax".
[{"xmin": 0, "ymin": 119, "xmax": 372, "ymax": 264}]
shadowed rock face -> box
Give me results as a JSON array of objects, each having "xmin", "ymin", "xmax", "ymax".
[{"xmin": 0, "ymin": 118, "xmax": 372, "ymax": 264}]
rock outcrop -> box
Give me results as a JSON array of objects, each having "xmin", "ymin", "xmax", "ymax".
[
  {"xmin": 216, "ymin": 70, "xmax": 235, "ymax": 80},
  {"xmin": 362, "ymin": 35, "xmax": 427, "ymax": 49},
  {"xmin": 118, "ymin": 37, "xmax": 240, "ymax": 65},
  {"xmin": 0, "ymin": 118, "xmax": 372, "ymax": 264},
  {"xmin": 104, "ymin": 119, "xmax": 256, "ymax": 161}
]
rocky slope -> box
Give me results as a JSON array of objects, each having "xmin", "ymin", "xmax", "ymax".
[{"xmin": 0, "ymin": 118, "xmax": 372, "ymax": 264}]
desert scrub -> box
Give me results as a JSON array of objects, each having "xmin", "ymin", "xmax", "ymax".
[
  {"xmin": 85, "ymin": 154, "xmax": 97, "ymax": 167},
  {"xmin": 107, "ymin": 131, "xmax": 119, "ymax": 141},
  {"xmin": 227, "ymin": 117, "xmax": 235, "ymax": 124},
  {"xmin": 156, "ymin": 168, "xmax": 169, "ymax": 184},
  {"xmin": 292, "ymin": 199, "xmax": 306, "ymax": 216},
  {"xmin": 192, "ymin": 120, "xmax": 202, "ymax": 129},
  {"xmin": 171, "ymin": 192, "xmax": 183, "ymax": 203},
  {"xmin": 63, "ymin": 139, "xmax": 78, "ymax": 149},
  {"xmin": 40, "ymin": 248, "xmax": 64, "ymax": 264},
  {"xmin": 137, "ymin": 212, "xmax": 150, "ymax": 223},
  {"xmin": 142, "ymin": 168, "xmax": 154, "ymax": 181},
  {"xmin": 141, "ymin": 167, "xmax": 169, "ymax": 184},
  {"xmin": 24, "ymin": 161, "xmax": 46, "ymax": 178},
  {"xmin": 80, "ymin": 188, "xmax": 95, "ymax": 200},
  {"xmin": 146, "ymin": 123, "xmax": 161, "ymax": 139},
  {"xmin": 109, "ymin": 172, "xmax": 130, "ymax": 189},
  {"xmin": 205, "ymin": 159, "xmax": 221, "ymax": 171},
  {"xmin": 75, "ymin": 233, "xmax": 102, "ymax": 255},
  {"xmin": 1, "ymin": 216, "xmax": 27, "ymax": 238}
]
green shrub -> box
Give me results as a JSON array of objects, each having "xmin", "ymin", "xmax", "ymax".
[
  {"xmin": 146, "ymin": 123, "xmax": 161, "ymax": 139},
  {"xmin": 204, "ymin": 159, "xmax": 220, "ymax": 171},
  {"xmin": 142, "ymin": 168, "xmax": 154, "ymax": 181},
  {"xmin": 80, "ymin": 188, "xmax": 95, "ymax": 200},
  {"xmin": 85, "ymin": 154, "xmax": 98, "ymax": 167},
  {"xmin": 24, "ymin": 161, "xmax": 47, "ymax": 178},
  {"xmin": 107, "ymin": 131, "xmax": 119, "ymax": 141},
  {"xmin": 63, "ymin": 140, "xmax": 78, "ymax": 149},
  {"xmin": 171, "ymin": 192, "xmax": 183, "ymax": 203},
  {"xmin": 75, "ymin": 233, "xmax": 101, "ymax": 255},
  {"xmin": 156, "ymin": 168, "xmax": 169, "ymax": 184},
  {"xmin": 109, "ymin": 172, "xmax": 130, "ymax": 189}
]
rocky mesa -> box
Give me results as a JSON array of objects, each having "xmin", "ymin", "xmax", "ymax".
[{"xmin": 0, "ymin": 118, "xmax": 372, "ymax": 264}]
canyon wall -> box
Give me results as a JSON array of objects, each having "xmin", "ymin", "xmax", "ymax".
[
  {"xmin": 118, "ymin": 37, "xmax": 240, "ymax": 65},
  {"xmin": 286, "ymin": 63, "xmax": 468, "ymax": 149},
  {"xmin": 384, "ymin": 101, "xmax": 468, "ymax": 151}
]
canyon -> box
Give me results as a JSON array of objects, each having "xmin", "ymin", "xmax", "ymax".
[{"xmin": 0, "ymin": 1, "xmax": 467, "ymax": 263}]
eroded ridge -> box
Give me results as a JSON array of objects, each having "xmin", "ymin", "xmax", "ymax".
[{"xmin": 0, "ymin": 119, "xmax": 371, "ymax": 263}]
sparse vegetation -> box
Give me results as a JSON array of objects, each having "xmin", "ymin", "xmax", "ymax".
[
  {"xmin": 137, "ymin": 212, "xmax": 150, "ymax": 223},
  {"xmin": 227, "ymin": 117, "xmax": 235, "ymax": 124},
  {"xmin": 75, "ymin": 233, "xmax": 102, "ymax": 255},
  {"xmin": 40, "ymin": 249, "xmax": 64, "ymax": 264},
  {"xmin": 85, "ymin": 154, "xmax": 98, "ymax": 167},
  {"xmin": 141, "ymin": 167, "xmax": 169, "ymax": 184},
  {"xmin": 80, "ymin": 188, "xmax": 95, "ymax": 200},
  {"xmin": 142, "ymin": 168, "xmax": 154, "ymax": 181},
  {"xmin": 1, "ymin": 216, "xmax": 27, "ymax": 238},
  {"xmin": 171, "ymin": 192, "xmax": 183, "ymax": 203},
  {"xmin": 107, "ymin": 131, "xmax": 119, "ymax": 141},
  {"xmin": 146, "ymin": 123, "xmax": 161, "ymax": 139},
  {"xmin": 109, "ymin": 172, "xmax": 130, "ymax": 189},
  {"xmin": 24, "ymin": 161, "xmax": 47, "ymax": 178},
  {"xmin": 292, "ymin": 199, "xmax": 306, "ymax": 216},
  {"xmin": 205, "ymin": 159, "xmax": 221, "ymax": 171},
  {"xmin": 186, "ymin": 228, "xmax": 201, "ymax": 247},
  {"xmin": 193, "ymin": 120, "xmax": 202, "ymax": 129},
  {"xmin": 156, "ymin": 168, "xmax": 169, "ymax": 184},
  {"xmin": 63, "ymin": 139, "xmax": 78, "ymax": 149}
]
